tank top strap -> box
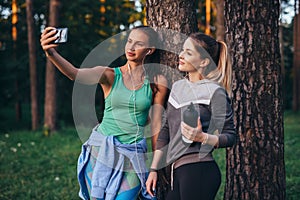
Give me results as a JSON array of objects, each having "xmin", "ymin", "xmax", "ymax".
[
  {"xmin": 144, "ymin": 75, "xmax": 149, "ymax": 85},
  {"xmin": 114, "ymin": 67, "xmax": 122, "ymax": 76}
]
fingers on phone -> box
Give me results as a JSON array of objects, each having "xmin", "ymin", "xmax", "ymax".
[{"xmin": 43, "ymin": 31, "xmax": 58, "ymax": 45}]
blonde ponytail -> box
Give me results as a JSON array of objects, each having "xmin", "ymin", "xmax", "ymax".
[
  {"xmin": 205, "ymin": 40, "xmax": 232, "ymax": 96},
  {"xmin": 189, "ymin": 33, "xmax": 232, "ymax": 96},
  {"xmin": 218, "ymin": 41, "xmax": 232, "ymax": 96}
]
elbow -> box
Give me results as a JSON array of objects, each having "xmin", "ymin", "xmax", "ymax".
[
  {"xmin": 68, "ymin": 76, "xmax": 75, "ymax": 81},
  {"xmin": 230, "ymin": 134, "xmax": 237, "ymax": 147},
  {"xmin": 227, "ymin": 131, "xmax": 237, "ymax": 147},
  {"xmin": 218, "ymin": 131, "xmax": 237, "ymax": 148},
  {"xmin": 65, "ymin": 71, "xmax": 78, "ymax": 81}
]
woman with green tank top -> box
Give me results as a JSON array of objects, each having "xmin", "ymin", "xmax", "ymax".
[{"xmin": 40, "ymin": 26, "xmax": 168, "ymax": 200}]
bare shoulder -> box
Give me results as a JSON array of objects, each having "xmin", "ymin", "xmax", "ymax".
[
  {"xmin": 102, "ymin": 66, "xmax": 115, "ymax": 77},
  {"xmin": 92, "ymin": 66, "xmax": 115, "ymax": 85}
]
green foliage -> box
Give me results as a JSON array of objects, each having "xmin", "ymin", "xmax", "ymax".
[{"xmin": 0, "ymin": 111, "xmax": 298, "ymax": 199}]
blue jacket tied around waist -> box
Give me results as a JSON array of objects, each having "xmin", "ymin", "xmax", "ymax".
[{"xmin": 77, "ymin": 127, "xmax": 152, "ymax": 200}]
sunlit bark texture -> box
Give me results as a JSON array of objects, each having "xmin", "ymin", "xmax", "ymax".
[
  {"xmin": 146, "ymin": 0, "xmax": 198, "ymax": 85},
  {"xmin": 224, "ymin": 1, "xmax": 286, "ymax": 199}
]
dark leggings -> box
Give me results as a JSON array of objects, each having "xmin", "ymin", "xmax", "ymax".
[{"xmin": 167, "ymin": 161, "xmax": 221, "ymax": 200}]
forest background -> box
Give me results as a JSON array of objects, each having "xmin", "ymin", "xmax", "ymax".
[
  {"xmin": 0, "ymin": 0, "xmax": 299, "ymax": 199},
  {"xmin": 0, "ymin": 0, "xmax": 297, "ymax": 131}
]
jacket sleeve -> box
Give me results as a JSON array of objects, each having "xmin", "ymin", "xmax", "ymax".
[{"xmin": 209, "ymin": 88, "xmax": 237, "ymax": 148}]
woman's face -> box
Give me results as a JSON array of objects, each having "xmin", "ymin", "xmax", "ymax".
[
  {"xmin": 178, "ymin": 38, "xmax": 203, "ymax": 73},
  {"xmin": 125, "ymin": 29, "xmax": 151, "ymax": 62}
]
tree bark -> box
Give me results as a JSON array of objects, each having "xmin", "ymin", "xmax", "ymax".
[
  {"xmin": 146, "ymin": 0, "xmax": 198, "ymax": 86},
  {"xmin": 145, "ymin": 0, "xmax": 198, "ymax": 199},
  {"xmin": 26, "ymin": 0, "xmax": 39, "ymax": 130},
  {"xmin": 224, "ymin": 1, "xmax": 286, "ymax": 199},
  {"xmin": 44, "ymin": 0, "xmax": 61, "ymax": 132}
]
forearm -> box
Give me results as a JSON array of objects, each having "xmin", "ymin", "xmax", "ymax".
[
  {"xmin": 45, "ymin": 48, "xmax": 78, "ymax": 81},
  {"xmin": 150, "ymin": 107, "xmax": 162, "ymax": 151},
  {"xmin": 150, "ymin": 101, "xmax": 166, "ymax": 151},
  {"xmin": 202, "ymin": 132, "xmax": 219, "ymax": 148},
  {"xmin": 150, "ymin": 150, "xmax": 165, "ymax": 170},
  {"xmin": 151, "ymin": 131, "xmax": 159, "ymax": 152},
  {"xmin": 217, "ymin": 129, "xmax": 236, "ymax": 148}
]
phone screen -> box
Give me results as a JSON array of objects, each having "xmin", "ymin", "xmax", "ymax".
[{"xmin": 53, "ymin": 28, "xmax": 68, "ymax": 44}]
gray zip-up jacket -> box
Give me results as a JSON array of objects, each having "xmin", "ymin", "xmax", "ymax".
[{"xmin": 156, "ymin": 79, "xmax": 236, "ymax": 169}]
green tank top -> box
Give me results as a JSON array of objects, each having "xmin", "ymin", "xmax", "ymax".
[{"xmin": 97, "ymin": 67, "xmax": 153, "ymax": 144}]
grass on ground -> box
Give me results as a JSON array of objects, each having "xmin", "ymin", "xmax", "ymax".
[{"xmin": 0, "ymin": 111, "xmax": 299, "ymax": 199}]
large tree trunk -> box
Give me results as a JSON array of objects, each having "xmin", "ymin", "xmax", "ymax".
[
  {"xmin": 224, "ymin": 1, "xmax": 286, "ymax": 199},
  {"xmin": 293, "ymin": 10, "xmax": 300, "ymax": 111},
  {"xmin": 44, "ymin": 0, "xmax": 61, "ymax": 132},
  {"xmin": 146, "ymin": 0, "xmax": 198, "ymax": 86},
  {"xmin": 26, "ymin": 0, "xmax": 39, "ymax": 130},
  {"xmin": 145, "ymin": 1, "xmax": 198, "ymax": 199}
]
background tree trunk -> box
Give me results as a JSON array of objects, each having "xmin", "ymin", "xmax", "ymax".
[
  {"xmin": 44, "ymin": 0, "xmax": 61, "ymax": 132},
  {"xmin": 12, "ymin": 0, "xmax": 21, "ymax": 122},
  {"xmin": 215, "ymin": 0, "xmax": 225, "ymax": 41},
  {"xmin": 205, "ymin": 0, "xmax": 211, "ymax": 35},
  {"xmin": 146, "ymin": 0, "xmax": 198, "ymax": 199},
  {"xmin": 26, "ymin": 0, "xmax": 39, "ymax": 130},
  {"xmin": 224, "ymin": 1, "xmax": 286, "ymax": 199},
  {"xmin": 293, "ymin": 5, "xmax": 300, "ymax": 111}
]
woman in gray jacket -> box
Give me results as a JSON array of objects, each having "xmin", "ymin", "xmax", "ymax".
[{"xmin": 146, "ymin": 33, "xmax": 236, "ymax": 200}]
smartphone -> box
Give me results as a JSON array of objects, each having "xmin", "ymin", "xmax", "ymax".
[{"xmin": 53, "ymin": 28, "xmax": 68, "ymax": 44}]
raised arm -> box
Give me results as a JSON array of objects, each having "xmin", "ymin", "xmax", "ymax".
[{"xmin": 40, "ymin": 27, "xmax": 113, "ymax": 86}]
